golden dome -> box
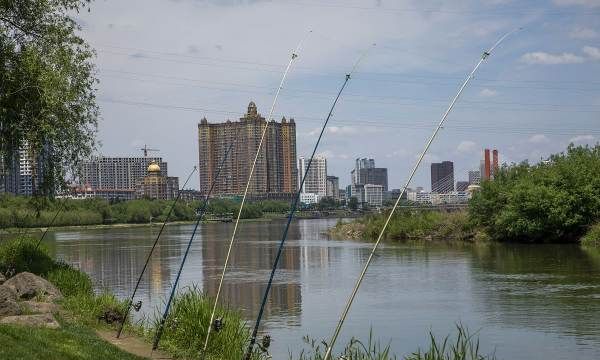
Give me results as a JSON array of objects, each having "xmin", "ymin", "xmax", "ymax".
[{"xmin": 147, "ymin": 161, "xmax": 161, "ymax": 173}]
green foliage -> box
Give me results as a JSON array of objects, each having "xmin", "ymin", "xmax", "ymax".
[
  {"xmin": 148, "ymin": 286, "xmax": 263, "ymax": 360},
  {"xmin": 581, "ymin": 223, "xmax": 600, "ymax": 247},
  {"xmin": 61, "ymin": 291, "xmax": 127, "ymax": 327},
  {"xmin": 356, "ymin": 210, "xmax": 473, "ymax": 242},
  {"xmin": 0, "ymin": 237, "xmax": 54, "ymax": 275},
  {"xmin": 0, "ymin": 0, "xmax": 99, "ymax": 194},
  {"xmin": 469, "ymin": 145, "xmax": 600, "ymax": 243}
]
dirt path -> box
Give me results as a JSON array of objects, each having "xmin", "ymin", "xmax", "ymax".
[{"xmin": 97, "ymin": 330, "xmax": 173, "ymax": 360}]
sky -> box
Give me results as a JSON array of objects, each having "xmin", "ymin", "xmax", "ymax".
[{"xmin": 75, "ymin": 0, "xmax": 600, "ymax": 191}]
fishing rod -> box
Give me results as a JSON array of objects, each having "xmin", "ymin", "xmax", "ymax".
[
  {"xmin": 32, "ymin": 195, "xmax": 67, "ymax": 251},
  {"xmin": 322, "ymin": 29, "xmax": 520, "ymax": 360},
  {"xmin": 151, "ymin": 126, "xmax": 242, "ymax": 351},
  {"xmin": 242, "ymin": 46, "xmax": 374, "ymax": 360},
  {"xmin": 201, "ymin": 33, "xmax": 310, "ymax": 356},
  {"xmin": 116, "ymin": 165, "xmax": 197, "ymax": 338}
]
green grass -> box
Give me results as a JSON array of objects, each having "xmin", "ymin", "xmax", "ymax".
[
  {"xmin": 0, "ymin": 319, "xmax": 144, "ymax": 360},
  {"xmin": 291, "ymin": 325, "xmax": 495, "ymax": 360}
]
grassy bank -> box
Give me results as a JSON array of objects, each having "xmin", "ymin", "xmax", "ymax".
[{"xmin": 329, "ymin": 210, "xmax": 482, "ymax": 243}]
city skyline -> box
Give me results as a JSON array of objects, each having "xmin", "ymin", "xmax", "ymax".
[{"xmin": 73, "ymin": 0, "xmax": 598, "ymax": 193}]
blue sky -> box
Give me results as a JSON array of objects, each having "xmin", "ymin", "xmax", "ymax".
[{"xmin": 77, "ymin": 0, "xmax": 600, "ymax": 191}]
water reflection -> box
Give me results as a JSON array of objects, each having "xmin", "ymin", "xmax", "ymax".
[{"xmin": 43, "ymin": 221, "xmax": 600, "ymax": 360}]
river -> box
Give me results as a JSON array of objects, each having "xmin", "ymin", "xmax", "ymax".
[{"xmin": 43, "ymin": 218, "xmax": 600, "ymax": 359}]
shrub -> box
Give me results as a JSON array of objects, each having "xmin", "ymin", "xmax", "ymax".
[
  {"xmin": 581, "ymin": 223, "xmax": 600, "ymax": 247},
  {"xmin": 0, "ymin": 238, "xmax": 54, "ymax": 276},
  {"xmin": 469, "ymin": 145, "xmax": 600, "ymax": 243}
]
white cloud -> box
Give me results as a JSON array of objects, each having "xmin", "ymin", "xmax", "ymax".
[
  {"xmin": 479, "ymin": 88, "xmax": 497, "ymax": 97},
  {"xmin": 328, "ymin": 126, "xmax": 358, "ymax": 135},
  {"xmin": 583, "ymin": 46, "xmax": 600, "ymax": 60},
  {"xmin": 553, "ymin": 0, "xmax": 600, "ymax": 7},
  {"xmin": 569, "ymin": 134, "xmax": 595, "ymax": 143},
  {"xmin": 570, "ymin": 27, "xmax": 599, "ymax": 39},
  {"xmin": 456, "ymin": 140, "xmax": 477, "ymax": 153},
  {"xmin": 528, "ymin": 134, "xmax": 550, "ymax": 144},
  {"xmin": 520, "ymin": 51, "xmax": 585, "ymax": 64},
  {"xmin": 386, "ymin": 148, "xmax": 409, "ymax": 158}
]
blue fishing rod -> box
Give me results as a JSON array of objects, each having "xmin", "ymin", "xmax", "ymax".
[
  {"xmin": 242, "ymin": 48, "xmax": 373, "ymax": 360},
  {"xmin": 116, "ymin": 165, "xmax": 198, "ymax": 338},
  {"xmin": 151, "ymin": 127, "xmax": 241, "ymax": 351}
]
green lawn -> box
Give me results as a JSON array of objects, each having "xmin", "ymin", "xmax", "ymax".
[{"xmin": 0, "ymin": 321, "xmax": 144, "ymax": 360}]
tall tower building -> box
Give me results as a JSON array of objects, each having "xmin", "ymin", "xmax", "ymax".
[
  {"xmin": 298, "ymin": 155, "xmax": 327, "ymax": 197},
  {"xmin": 197, "ymin": 102, "xmax": 297, "ymax": 196},
  {"xmin": 431, "ymin": 161, "xmax": 454, "ymax": 193}
]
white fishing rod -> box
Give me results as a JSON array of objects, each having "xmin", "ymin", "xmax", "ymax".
[
  {"xmin": 201, "ymin": 32, "xmax": 310, "ymax": 355},
  {"xmin": 323, "ymin": 29, "xmax": 520, "ymax": 360}
]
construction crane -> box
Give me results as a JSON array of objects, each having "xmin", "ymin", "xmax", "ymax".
[{"xmin": 140, "ymin": 144, "xmax": 159, "ymax": 157}]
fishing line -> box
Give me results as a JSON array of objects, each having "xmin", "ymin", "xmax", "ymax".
[
  {"xmin": 116, "ymin": 165, "xmax": 197, "ymax": 338},
  {"xmin": 242, "ymin": 44, "xmax": 374, "ymax": 360},
  {"xmin": 151, "ymin": 125, "xmax": 242, "ymax": 351},
  {"xmin": 200, "ymin": 32, "xmax": 310, "ymax": 356},
  {"xmin": 322, "ymin": 29, "xmax": 521, "ymax": 360}
]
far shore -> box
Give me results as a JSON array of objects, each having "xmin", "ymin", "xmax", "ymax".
[{"xmin": 0, "ymin": 211, "xmax": 356, "ymax": 235}]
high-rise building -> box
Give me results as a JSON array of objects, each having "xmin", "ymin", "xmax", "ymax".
[
  {"xmin": 326, "ymin": 175, "xmax": 340, "ymax": 200},
  {"xmin": 81, "ymin": 157, "xmax": 168, "ymax": 190},
  {"xmin": 350, "ymin": 158, "xmax": 388, "ymax": 191},
  {"xmin": 3, "ymin": 142, "xmax": 50, "ymax": 196},
  {"xmin": 298, "ymin": 155, "xmax": 327, "ymax": 197},
  {"xmin": 364, "ymin": 184, "xmax": 383, "ymax": 207},
  {"xmin": 198, "ymin": 102, "xmax": 297, "ymax": 196},
  {"xmin": 468, "ymin": 170, "xmax": 481, "ymax": 185},
  {"xmin": 431, "ymin": 161, "xmax": 454, "ymax": 193}
]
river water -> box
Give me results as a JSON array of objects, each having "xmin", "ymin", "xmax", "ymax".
[{"xmin": 44, "ymin": 219, "xmax": 600, "ymax": 359}]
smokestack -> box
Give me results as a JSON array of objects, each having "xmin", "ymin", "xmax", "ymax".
[
  {"xmin": 484, "ymin": 149, "xmax": 491, "ymax": 180},
  {"xmin": 492, "ymin": 149, "xmax": 499, "ymax": 179}
]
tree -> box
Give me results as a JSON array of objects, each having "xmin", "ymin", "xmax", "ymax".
[
  {"xmin": 469, "ymin": 144, "xmax": 600, "ymax": 243},
  {"xmin": 1, "ymin": 0, "xmax": 98, "ymax": 195}
]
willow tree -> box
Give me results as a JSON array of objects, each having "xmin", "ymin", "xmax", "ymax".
[{"xmin": 0, "ymin": 0, "xmax": 98, "ymax": 195}]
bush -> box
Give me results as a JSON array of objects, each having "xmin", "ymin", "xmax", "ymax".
[
  {"xmin": 581, "ymin": 223, "xmax": 600, "ymax": 247},
  {"xmin": 469, "ymin": 145, "xmax": 600, "ymax": 243},
  {"xmin": 0, "ymin": 238, "xmax": 54, "ymax": 276}
]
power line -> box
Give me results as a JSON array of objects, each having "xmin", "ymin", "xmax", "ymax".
[
  {"xmin": 99, "ymin": 72, "xmax": 600, "ymax": 107},
  {"xmin": 97, "ymin": 98, "xmax": 600, "ymax": 136}
]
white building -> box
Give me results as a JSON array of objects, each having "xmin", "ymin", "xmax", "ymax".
[
  {"xmin": 431, "ymin": 191, "xmax": 469, "ymax": 205},
  {"xmin": 297, "ymin": 155, "xmax": 327, "ymax": 197},
  {"xmin": 299, "ymin": 192, "xmax": 320, "ymax": 205},
  {"xmin": 364, "ymin": 184, "xmax": 383, "ymax": 207},
  {"xmin": 407, "ymin": 190, "xmax": 432, "ymax": 204}
]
